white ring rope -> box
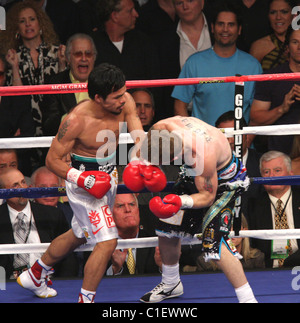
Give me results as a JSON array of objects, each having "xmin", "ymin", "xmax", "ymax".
[
  {"xmin": 1, "ymin": 229, "xmax": 300, "ymax": 255},
  {"xmin": 2, "ymin": 124, "xmax": 300, "ymax": 149}
]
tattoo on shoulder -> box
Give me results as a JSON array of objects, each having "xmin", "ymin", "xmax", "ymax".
[
  {"xmin": 204, "ymin": 178, "xmax": 213, "ymax": 193},
  {"xmin": 57, "ymin": 120, "xmax": 70, "ymax": 141}
]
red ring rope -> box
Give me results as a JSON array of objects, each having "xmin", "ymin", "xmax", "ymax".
[{"xmin": 1, "ymin": 72, "xmax": 300, "ymax": 96}]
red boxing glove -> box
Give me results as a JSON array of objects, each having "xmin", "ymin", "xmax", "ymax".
[
  {"xmin": 123, "ymin": 161, "xmax": 167, "ymax": 192},
  {"xmin": 149, "ymin": 194, "xmax": 182, "ymax": 219},
  {"xmin": 67, "ymin": 168, "xmax": 111, "ymax": 199}
]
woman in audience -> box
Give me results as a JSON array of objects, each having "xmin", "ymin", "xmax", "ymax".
[
  {"xmin": 249, "ymin": 0, "xmax": 294, "ymax": 71},
  {"xmin": 0, "ymin": 0, "xmax": 66, "ymax": 137}
]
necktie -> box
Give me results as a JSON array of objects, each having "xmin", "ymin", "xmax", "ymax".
[
  {"xmin": 126, "ymin": 248, "xmax": 135, "ymax": 275},
  {"xmin": 13, "ymin": 212, "xmax": 30, "ymax": 269},
  {"xmin": 275, "ymin": 199, "xmax": 291, "ymax": 266},
  {"xmin": 275, "ymin": 199, "xmax": 289, "ymax": 230}
]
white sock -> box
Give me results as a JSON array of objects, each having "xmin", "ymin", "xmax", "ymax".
[
  {"xmin": 235, "ymin": 282, "xmax": 257, "ymax": 303},
  {"xmin": 38, "ymin": 259, "xmax": 52, "ymax": 271},
  {"xmin": 80, "ymin": 288, "xmax": 96, "ymax": 303},
  {"xmin": 162, "ymin": 263, "xmax": 180, "ymax": 286}
]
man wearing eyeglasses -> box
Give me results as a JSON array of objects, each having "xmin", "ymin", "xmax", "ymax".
[{"xmin": 40, "ymin": 33, "xmax": 97, "ymax": 136}]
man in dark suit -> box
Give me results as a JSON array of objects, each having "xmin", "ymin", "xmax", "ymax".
[
  {"xmin": 41, "ymin": 33, "xmax": 97, "ymax": 136},
  {"xmin": 248, "ymin": 150, "xmax": 300, "ymax": 268},
  {"xmin": 107, "ymin": 193, "xmax": 160, "ymax": 275},
  {"xmin": 0, "ymin": 168, "xmax": 78, "ymax": 279},
  {"xmin": 90, "ymin": 0, "xmax": 161, "ymax": 114}
]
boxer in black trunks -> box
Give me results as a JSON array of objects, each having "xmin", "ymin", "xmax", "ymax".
[{"xmin": 124, "ymin": 116, "xmax": 257, "ymax": 303}]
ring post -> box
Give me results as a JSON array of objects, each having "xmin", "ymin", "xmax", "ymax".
[{"xmin": 233, "ymin": 75, "xmax": 244, "ymax": 236}]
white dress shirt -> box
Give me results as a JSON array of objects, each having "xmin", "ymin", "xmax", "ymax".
[
  {"xmin": 177, "ymin": 13, "xmax": 211, "ymax": 69},
  {"xmin": 268, "ymin": 188, "xmax": 298, "ymax": 267},
  {"xmin": 8, "ymin": 202, "xmax": 42, "ymax": 266}
]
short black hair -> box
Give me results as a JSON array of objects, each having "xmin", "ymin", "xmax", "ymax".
[
  {"xmin": 96, "ymin": 0, "xmax": 122, "ymax": 23},
  {"xmin": 211, "ymin": 0, "xmax": 243, "ymax": 26},
  {"xmin": 215, "ymin": 110, "xmax": 247, "ymax": 128},
  {"xmin": 88, "ymin": 63, "xmax": 126, "ymax": 100}
]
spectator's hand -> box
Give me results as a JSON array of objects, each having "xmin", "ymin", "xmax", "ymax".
[
  {"xmin": 58, "ymin": 44, "xmax": 66, "ymax": 71},
  {"xmin": 280, "ymin": 85, "xmax": 300, "ymax": 114},
  {"xmin": 6, "ymin": 49, "xmax": 19, "ymax": 68},
  {"xmin": 111, "ymin": 249, "xmax": 127, "ymax": 275}
]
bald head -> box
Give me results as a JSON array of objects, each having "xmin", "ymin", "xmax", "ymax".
[
  {"xmin": 0, "ymin": 168, "xmax": 26, "ymax": 189},
  {"xmin": 31, "ymin": 166, "xmax": 60, "ymax": 206},
  {"xmin": 0, "ymin": 168, "xmax": 28, "ymax": 210}
]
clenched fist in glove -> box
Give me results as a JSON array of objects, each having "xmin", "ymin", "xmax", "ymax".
[
  {"xmin": 149, "ymin": 194, "xmax": 194, "ymax": 219},
  {"xmin": 67, "ymin": 168, "xmax": 111, "ymax": 199},
  {"xmin": 123, "ymin": 161, "xmax": 167, "ymax": 192}
]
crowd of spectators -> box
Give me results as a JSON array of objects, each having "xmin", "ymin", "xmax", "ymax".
[{"xmin": 1, "ymin": 0, "xmax": 300, "ymax": 278}]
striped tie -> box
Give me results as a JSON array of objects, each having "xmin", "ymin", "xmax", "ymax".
[
  {"xmin": 13, "ymin": 212, "xmax": 29, "ymax": 269},
  {"xmin": 126, "ymin": 248, "xmax": 135, "ymax": 275}
]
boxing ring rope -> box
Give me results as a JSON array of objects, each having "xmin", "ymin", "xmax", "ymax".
[
  {"xmin": 2, "ymin": 123, "xmax": 300, "ymax": 149},
  {"xmin": 0, "ymin": 72, "xmax": 300, "ymax": 96},
  {"xmin": 2, "ymin": 228, "xmax": 300, "ymax": 256},
  {"xmin": 1, "ymin": 73, "xmax": 300, "ymax": 256}
]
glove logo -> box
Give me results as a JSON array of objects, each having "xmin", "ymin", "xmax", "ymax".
[
  {"xmin": 88, "ymin": 210, "xmax": 104, "ymax": 234},
  {"xmin": 84, "ymin": 175, "xmax": 96, "ymax": 189}
]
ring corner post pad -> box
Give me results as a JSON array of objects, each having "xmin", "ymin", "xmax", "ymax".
[{"xmin": 233, "ymin": 74, "xmax": 244, "ymax": 236}]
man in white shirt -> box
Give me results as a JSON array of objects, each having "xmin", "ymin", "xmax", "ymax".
[
  {"xmin": 174, "ymin": 0, "xmax": 211, "ymax": 69},
  {"xmin": 0, "ymin": 168, "xmax": 73, "ymax": 279},
  {"xmin": 158, "ymin": 0, "xmax": 211, "ymax": 120}
]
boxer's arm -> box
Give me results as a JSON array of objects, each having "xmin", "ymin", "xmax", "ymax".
[
  {"xmin": 174, "ymin": 99, "xmax": 189, "ymax": 116},
  {"xmin": 123, "ymin": 93, "xmax": 146, "ymax": 160},
  {"xmin": 190, "ymin": 170, "xmax": 218, "ymax": 208},
  {"xmin": 46, "ymin": 114, "xmax": 82, "ymax": 179}
]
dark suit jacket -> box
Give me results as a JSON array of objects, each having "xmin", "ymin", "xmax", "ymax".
[
  {"xmin": 241, "ymin": 148, "xmax": 263, "ymax": 220},
  {"xmin": 248, "ymin": 186, "xmax": 300, "ymax": 268},
  {"xmin": 118, "ymin": 228, "xmax": 160, "ymax": 276},
  {"xmin": 41, "ymin": 69, "xmax": 77, "ymax": 136},
  {"xmin": 0, "ymin": 95, "xmax": 35, "ymax": 175},
  {"xmin": 45, "ymin": 0, "xmax": 81, "ymax": 44},
  {"xmin": 0, "ymin": 201, "xmax": 78, "ymax": 278},
  {"xmin": 90, "ymin": 28, "xmax": 162, "ymax": 112},
  {"xmin": 0, "ymin": 95, "xmax": 34, "ymax": 138}
]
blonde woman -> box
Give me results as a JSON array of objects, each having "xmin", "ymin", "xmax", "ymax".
[{"xmin": 0, "ymin": 0, "xmax": 66, "ymax": 136}]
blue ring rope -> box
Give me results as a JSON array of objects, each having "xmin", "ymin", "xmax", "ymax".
[
  {"xmin": 0, "ymin": 176, "xmax": 298, "ymax": 199},
  {"xmin": 0, "ymin": 182, "xmax": 176, "ymax": 199}
]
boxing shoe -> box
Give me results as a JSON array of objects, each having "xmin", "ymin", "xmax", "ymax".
[
  {"xmin": 140, "ymin": 281, "xmax": 183, "ymax": 303},
  {"xmin": 78, "ymin": 292, "xmax": 95, "ymax": 303},
  {"xmin": 17, "ymin": 264, "xmax": 57, "ymax": 298}
]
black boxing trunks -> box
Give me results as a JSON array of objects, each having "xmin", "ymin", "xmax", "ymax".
[
  {"xmin": 155, "ymin": 152, "xmax": 249, "ymax": 261},
  {"xmin": 70, "ymin": 151, "xmax": 116, "ymax": 173}
]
